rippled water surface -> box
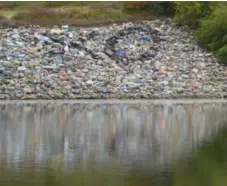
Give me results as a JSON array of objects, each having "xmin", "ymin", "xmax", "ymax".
[{"xmin": 0, "ymin": 100, "xmax": 227, "ymax": 186}]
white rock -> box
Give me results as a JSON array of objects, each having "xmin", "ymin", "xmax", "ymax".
[
  {"xmin": 68, "ymin": 33, "xmax": 73, "ymax": 38},
  {"xmin": 64, "ymin": 45, "xmax": 69, "ymax": 52},
  {"xmin": 126, "ymin": 82, "xmax": 141, "ymax": 88},
  {"xmin": 86, "ymin": 80, "xmax": 93, "ymax": 86},
  {"xmin": 192, "ymin": 68, "xmax": 199, "ymax": 74},
  {"xmin": 18, "ymin": 66, "xmax": 27, "ymax": 71},
  {"xmin": 23, "ymin": 86, "xmax": 32, "ymax": 93}
]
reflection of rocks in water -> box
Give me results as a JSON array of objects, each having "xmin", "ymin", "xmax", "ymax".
[{"xmin": 0, "ymin": 102, "xmax": 227, "ymax": 170}]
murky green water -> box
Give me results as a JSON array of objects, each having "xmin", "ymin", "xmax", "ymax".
[{"xmin": 0, "ymin": 101, "xmax": 227, "ymax": 186}]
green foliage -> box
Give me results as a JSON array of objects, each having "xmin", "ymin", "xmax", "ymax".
[
  {"xmin": 122, "ymin": 1, "xmax": 174, "ymax": 16},
  {"xmin": 195, "ymin": 6, "xmax": 227, "ymax": 63},
  {"xmin": 173, "ymin": 2, "xmax": 227, "ymax": 64},
  {"xmin": 146, "ymin": 2, "xmax": 175, "ymax": 16},
  {"xmin": 173, "ymin": 2, "xmax": 213, "ymax": 28}
]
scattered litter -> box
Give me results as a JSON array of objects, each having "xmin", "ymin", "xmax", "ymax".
[{"xmin": 0, "ymin": 19, "xmax": 225, "ymax": 99}]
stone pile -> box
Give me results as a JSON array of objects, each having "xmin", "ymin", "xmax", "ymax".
[{"xmin": 0, "ymin": 18, "xmax": 227, "ymax": 99}]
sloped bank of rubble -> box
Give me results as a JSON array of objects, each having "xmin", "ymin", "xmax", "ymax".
[{"xmin": 0, "ymin": 18, "xmax": 227, "ymax": 100}]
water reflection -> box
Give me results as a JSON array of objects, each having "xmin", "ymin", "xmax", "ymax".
[
  {"xmin": 0, "ymin": 102, "xmax": 227, "ymax": 171},
  {"xmin": 174, "ymin": 127, "xmax": 227, "ymax": 186}
]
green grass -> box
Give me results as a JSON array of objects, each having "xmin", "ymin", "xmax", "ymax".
[
  {"xmin": 0, "ymin": 1, "xmax": 93, "ymax": 9},
  {"xmin": 0, "ymin": 2, "xmax": 153, "ymax": 27}
]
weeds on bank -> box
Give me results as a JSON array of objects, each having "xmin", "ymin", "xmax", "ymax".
[{"xmin": 8, "ymin": 6, "xmax": 128, "ymax": 26}]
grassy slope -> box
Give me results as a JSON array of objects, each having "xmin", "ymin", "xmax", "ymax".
[{"xmin": 0, "ymin": 1, "xmax": 153, "ymax": 26}]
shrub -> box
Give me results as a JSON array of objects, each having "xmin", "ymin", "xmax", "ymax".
[
  {"xmin": 195, "ymin": 5, "xmax": 227, "ymax": 63},
  {"xmin": 123, "ymin": 1, "xmax": 174, "ymax": 16},
  {"xmin": 173, "ymin": 2, "xmax": 214, "ymax": 28},
  {"xmin": 146, "ymin": 2, "xmax": 175, "ymax": 16}
]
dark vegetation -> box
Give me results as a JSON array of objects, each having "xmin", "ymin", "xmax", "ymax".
[
  {"xmin": 0, "ymin": 1, "xmax": 227, "ymax": 64},
  {"xmin": 173, "ymin": 2, "xmax": 227, "ymax": 64}
]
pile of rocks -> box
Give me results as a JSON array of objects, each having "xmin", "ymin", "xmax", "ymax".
[{"xmin": 0, "ymin": 18, "xmax": 227, "ymax": 99}]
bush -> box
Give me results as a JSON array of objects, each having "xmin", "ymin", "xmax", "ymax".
[
  {"xmin": 173, "ymin": 2, "xmax": 213, "ymax": 28},
  {"xmin": 173, "ymin": 2, "xmax": 227, "ymax": 64},
  {"xmin": 195, "ymin": 6, "xmax": 227, "ymax": 63},
  {"xmin": 146, "ymin": 2, "xmax": 175, "ymax": 16},
  {"xmin": 123, "ymin": 1, "xmax": 174, "ymax": 16}
]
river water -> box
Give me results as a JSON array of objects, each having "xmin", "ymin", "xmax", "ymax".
[{"xmin": 0, "ymin": 100, "xmax": 227, "ymax": 186}]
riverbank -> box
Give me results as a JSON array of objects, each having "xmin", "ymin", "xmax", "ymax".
[
  {"xmin": 0, "ymin": 99, "xmax": 227, "ymax": 105},
  {"xmin": 0, "ymin": 2, "xmax": 153, "ymax": 27},
  {"xmin": 0, "ymin": 19, "xmax": 227, "ymax": 100}
]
